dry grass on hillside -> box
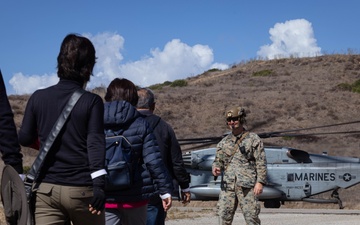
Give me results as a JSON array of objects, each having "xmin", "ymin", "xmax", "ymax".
[{"xmin": 1, "ymin": 55, "xmax": 360, "ymax": 223}]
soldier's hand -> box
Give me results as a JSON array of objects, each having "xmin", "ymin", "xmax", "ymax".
[
  {"xmin": 181, "ymin": 191, "xmax": 191, "ymax": 206},
  {"xmin": 212, "ymin": 167, "xmax": 221, "ymax": 176},
  {"xmin": 254, "ymin": 182, "xmax": 263, "ymax": 196}
]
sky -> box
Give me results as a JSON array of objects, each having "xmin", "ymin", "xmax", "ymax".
[{"xmin": 1, "ymin": 1, "xmax": 359, "ymax": 94}]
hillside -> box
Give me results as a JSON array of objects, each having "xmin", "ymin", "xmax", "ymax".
[
  {"xmin": 153, "ymin": 54, "xmax": 360, "ymax": 155},
  {"xmin": 5, "ymin": 54, "xmax": 360, "ymax": 211}
]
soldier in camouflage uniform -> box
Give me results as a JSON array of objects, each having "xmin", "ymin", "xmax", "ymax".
[{"xmin": 212, "ymin": 106, "xmax": 267, "ymax": 225}]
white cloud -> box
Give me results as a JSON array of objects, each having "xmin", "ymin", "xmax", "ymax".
[
  {"xmin": 117, "ymin": 39, "xmax": 228, "ymax": 87},
  {"xmin": 257, "ymin": 19, "xmax": 322, "ymax": 59},
  {"xmin": 9, "ymin": 72, "xmax": 58, "ymax": 94},
  {"xmin": 86, "ymin": 32, "xmax": 125, "ymax": 87},
  {"xmin": 210, "ymin": 63, "xmax": 229, "ymax": 71},
  {"xmin": 10, "ymin": 32, "xmax": 228, "ymax": 94}
]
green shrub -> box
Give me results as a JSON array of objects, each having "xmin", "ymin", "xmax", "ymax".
[
  {"xmin": 252, "ymin": 69, "xmax": 273, "ymax": 77},
  {"xmin": 149, "ymin": 81, "xmax": 172, "ymax": 90},
  {"xmin": 337, "ymin": 83, "xmax": 352, "ymax": 91},
  {"xmin": 352, "ymin": 80, "xmax": 360, "ymax": 93},
  {"xmin": 337, "ymin": 79, "xmax": 360, "ymax": 93},
  {"xmin": 170, "ymin": 79, "xmax": 188, "ymax": 87},
  {"xmin": 282, "ymin": 136, "xmax": 294, "ymax": 141},
  {"xmin": 207, "ymin": 68, "xmax": 221, "ymax": 72}
]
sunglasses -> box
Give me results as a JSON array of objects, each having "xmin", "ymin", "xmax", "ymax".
[{"xmin": 226, "ymin": 117, "xmax": 239, "ymax": 122}]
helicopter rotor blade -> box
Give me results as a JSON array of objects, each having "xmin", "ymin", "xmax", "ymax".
[
  {"xmin": 256, "ymin": 120, "xmax": 360, "ymax": 139},
  {"xmin": 266, "ymin": 130, "xmax": 360, "ymax": 138},
  {"xmin": 178, "ymin": 120, "xmax": 360, "ymax": 147}
]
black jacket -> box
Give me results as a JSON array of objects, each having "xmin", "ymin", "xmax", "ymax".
[
  {"xmin": 104, "ymin": 101, "xmax": 173, "ymax": 202},
  {"xmin": 0, "ymin": 70, "xmax": 23, "ymax": 174},
  {"xmin": 140, "ymin": 111, "xmax": 190, "ymax": 190},
  {"xmin": 18, "ymin": 80, "xmax": 105, "ymax": 187}
]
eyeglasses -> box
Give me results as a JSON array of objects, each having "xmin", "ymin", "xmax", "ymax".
[{"xmin": 226, "ymin": 117, "xmax": 239, "ymax": 122}]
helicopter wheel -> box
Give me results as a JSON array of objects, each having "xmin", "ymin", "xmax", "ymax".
[{"xmin": 264, "ymin": 200, "xmax": 281, "ymax": 208}]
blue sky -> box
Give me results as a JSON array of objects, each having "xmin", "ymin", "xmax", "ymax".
[{"xmin": 1, "ymin": 1, "xmax": 359, "ymax": 94}]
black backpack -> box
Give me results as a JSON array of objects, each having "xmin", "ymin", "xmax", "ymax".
[{"xmin": 104, "ymin": 130, "xmax": 134, "ymax": 191}]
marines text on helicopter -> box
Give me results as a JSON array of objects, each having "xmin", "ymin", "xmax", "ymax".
[{"xmin": 178, "ymin": 120, "xmax": 360, "ymax": 209}]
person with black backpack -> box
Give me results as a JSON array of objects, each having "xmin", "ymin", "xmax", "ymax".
[{"xmin": 103, "ymin": 78, "xmax": 173, "ymax": 225}]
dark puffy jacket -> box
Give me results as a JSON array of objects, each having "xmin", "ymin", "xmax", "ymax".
[{"xmin": 103, "ymin": 100, "xmax": 173, "ymax": 202}]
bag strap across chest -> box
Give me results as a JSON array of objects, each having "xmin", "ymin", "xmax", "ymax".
[{"xmin": 225, "ymin": 131, "xmax": 249, "ymax": 171}]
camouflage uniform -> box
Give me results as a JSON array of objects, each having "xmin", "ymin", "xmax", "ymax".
[{"xmin": 213, "ymin": 131, "xmax": 267, "ymax": 225}]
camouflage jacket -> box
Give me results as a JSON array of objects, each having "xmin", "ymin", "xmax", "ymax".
[{"xmin": 212, "ymin": 132, "xmax": 267, "ymax": 189}]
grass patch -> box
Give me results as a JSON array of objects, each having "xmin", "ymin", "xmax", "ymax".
[
  {"xmin": 282, "ymin": 136, "xmax": 294, "ymax": 141},
  {"xmin": 252, "ymin": 69, "xmax": 274, "ymax": 77},
  {"xmin": 352, "ymin": 80, "xmax": 360, "ymax": 93},
  {"xmin": 337, "ymin": 83, "xmax": 352, "ymax": 91},
  {"xmin": 337, "ymin": 79, "xmax": 360, "ymax": 93}
]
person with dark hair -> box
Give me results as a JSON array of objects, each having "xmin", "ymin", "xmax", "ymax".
[
  {"xmin": 136, "ymin": 88, "xmax": 190, "ymax": 225},
  {"xmin": 18, "ymin": 34, "xmax": 106, "ymax": 225},
  {"xmin": 104, "ymin": 78, "xmax": 173, "ymax": 225},
  {"xmin": 0, "ymin": 70, "xmax": 23, "ymax": 174}
]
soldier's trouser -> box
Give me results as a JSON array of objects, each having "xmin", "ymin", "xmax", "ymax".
[
  {"xmin": 217, "ymin": 185, "xmax": 260, "ymax": 225},
  {"xmin": 35, "ymin": 183, "xmax": 105, "ymax": 225}
]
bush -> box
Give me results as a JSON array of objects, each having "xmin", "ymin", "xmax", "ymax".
[
  {"xmin": 207, "ymin": 68, "xmax": 221, "ymax": 72},
  {"xmin": 149, "ymin": 81, "xmax": 172, "ymax": 90},
  {"xmin": 170, "ymin": 79, "xmax": 188, "ymax": 87},
  {"xmin": 337, "ymin": 79, "xmax": 360, "ymax": 93},
  {"xmin": 337, "ymin": 83, "xmax": 352, "ymax": 91},
  {"xmin": 352, "ymin": 80, "xmax": 360, "ymax": 93}
]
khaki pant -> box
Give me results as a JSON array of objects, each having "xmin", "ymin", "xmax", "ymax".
[
  {"xmin": 35, "ymin": 183, "xmax": 105, "ymax": 225},
  {"xmin": 217, "ymin": 185, "xmax": 260, "ymax": 225}
]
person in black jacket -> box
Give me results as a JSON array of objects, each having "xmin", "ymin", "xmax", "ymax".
[
  {"xmin": 18, "ymin": 34, "xmax": 106, "ymax": 225},
  {"xmin": 137, "ymin": 88, "xmax": 191, "ymax": 225},
  {"xmin": 0, "ymin": 70, "xmax": 23, "ymax": 174},
  {"xmin": 104, "ymin": 78, "xmax": 173, "ymax": 225}
]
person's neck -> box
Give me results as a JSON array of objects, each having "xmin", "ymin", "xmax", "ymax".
[
  {"xmin": 232, "ymin": 127, "xmax": 244, "ymax": 136},
  {"xmin": 137, "ymin": 108, "xmax": 153, "ymax": 115}
]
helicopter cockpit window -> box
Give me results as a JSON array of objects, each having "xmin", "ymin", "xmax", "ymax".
[{"xmin": 286, "ymin": 149, "xmax": 311, "ymax": 163}]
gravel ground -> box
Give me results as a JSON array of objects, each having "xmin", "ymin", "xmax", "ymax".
[{"xmin": 166, "ymin": 208, "xmax": 360, "ymax": 225}]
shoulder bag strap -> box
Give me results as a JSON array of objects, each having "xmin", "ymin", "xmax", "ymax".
[
  {"xmin": 224, "ymin": 131, "xmax": 249, "ymax": 171},
  {"xmin": 26, "ymin": 89, "xmax": 85, "ymax": 182}
]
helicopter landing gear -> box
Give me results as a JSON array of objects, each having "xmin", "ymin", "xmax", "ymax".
[
  {"xmin": 331, "ymin": 189, "xmax": 344, "ymax": 209},
  {"xmin": 263, "ymin": 200, "xmax": 281, "ymax": 208}
]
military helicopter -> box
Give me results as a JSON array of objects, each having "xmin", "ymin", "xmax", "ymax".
[{"xmin": 178, "ymin": 120, "xmax": 360, "ymax": 209}]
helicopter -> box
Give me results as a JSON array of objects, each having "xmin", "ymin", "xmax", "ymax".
[{"xmin": 178, "ymin": 120, "xmax": 360, "ymax": 209}]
